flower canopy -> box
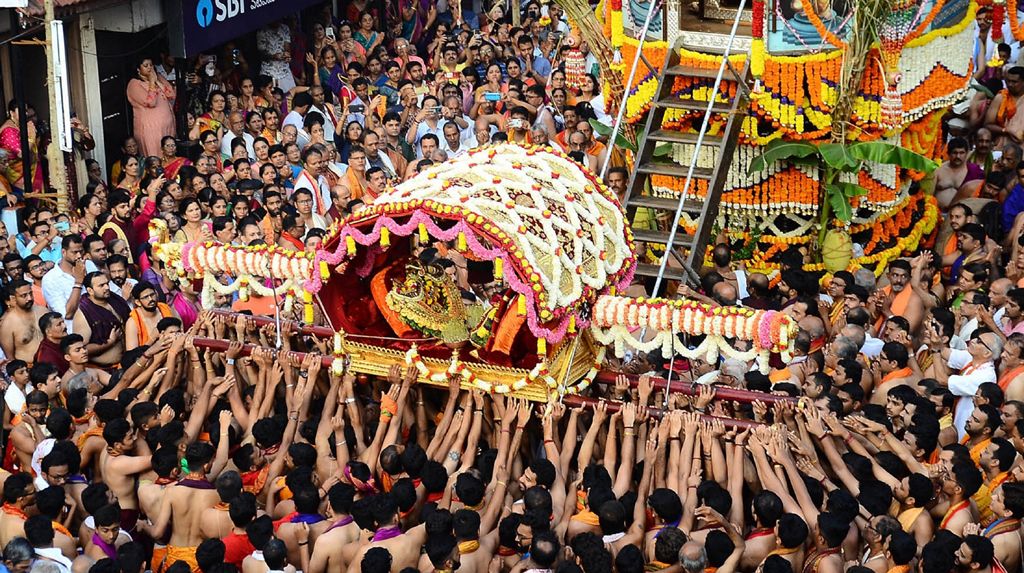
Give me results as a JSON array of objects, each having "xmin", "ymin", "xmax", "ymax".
[{"xmin": 313, "ymin": 142, "xmax": 638, "ymax": 344}]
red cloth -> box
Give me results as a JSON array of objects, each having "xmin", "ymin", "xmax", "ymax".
[
  {"xmin": 101, "ymin": 216, "xmax": 139, "ymax": 257},
  {"xmin": 221, "ymin": 532, "xmax": 255, "ymax": 569},
  {"xmin": 133, "ymin": 200, "xmax": 158, "ymax": 249},
  {"xmin": 33, "ymin": 339, "xmax": 70, "ymax": 375}
]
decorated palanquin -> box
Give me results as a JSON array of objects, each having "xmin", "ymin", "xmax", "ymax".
[
  {"xmin": 597, "ymin": 0, "xmax": 973, "ymax": 279},
  {"xmin": 152, "ymin": 144, "xmax": 799, "ymax": 399}
]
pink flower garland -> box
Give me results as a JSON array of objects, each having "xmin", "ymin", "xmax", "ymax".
[{"xmin": 307, "ymin": 209, "xmax": 636, "ymax": 345}]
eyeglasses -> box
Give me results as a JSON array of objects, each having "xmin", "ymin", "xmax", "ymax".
[{"xmin": 973, "ymin": 337, "xmax": 993, "ymax": 352}]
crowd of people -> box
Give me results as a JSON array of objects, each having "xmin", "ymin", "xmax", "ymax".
[{"xmin": 1, "ymin": 5, "xmax": 1024, "ymax": 573}]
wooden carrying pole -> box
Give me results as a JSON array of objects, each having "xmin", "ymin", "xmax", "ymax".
[
  {"xmin": 189, "ymin": 336, "xmax": 766, "ymax": 429},
  {"xmin": 205, "ymin": 310, "xmax": 800, "ymax": 406}
]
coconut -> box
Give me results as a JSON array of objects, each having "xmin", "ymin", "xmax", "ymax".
[{"xmin": 822, "ymin": 229, "xmax": 853, "ymax": 274}]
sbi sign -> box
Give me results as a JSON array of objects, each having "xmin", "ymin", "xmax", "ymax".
[{"xmin": 196, "ymin": 0, "xmax": 245, "ymax": 27}]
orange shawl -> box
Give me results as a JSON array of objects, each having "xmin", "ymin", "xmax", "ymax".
[
  {"xmin": 570, "ymin": 509, "xmax": 601, "ymax": 525},
  {"xmin": 941, "ymin": 500, "xmax": 970, "ymax": 529},
  {"xmin": 999, "ymin": 89, "xmax": 1018, "ymax": 127},
  {"xmin": 881, "ymin": 367, "xmax": 914, "ymax": 385},
  {"xmin": 962, "ymin": 436, "xmax": 993, "ymax": 467},
  {"xmin": 875, "ymin": 285, "xmax": 913, "ymax": 332},
  {"xmin": 346, "ymin": 167, "xmax": 366, "ymax": 201},
  {"xmin": 998, "ymin": 365, "xmax": 1024, "ymax": 391}
]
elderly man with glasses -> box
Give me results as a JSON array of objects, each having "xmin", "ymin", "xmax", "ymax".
[{"xmin": 926, "ymin": 320, "xmax": 1001, "ymax": 439}]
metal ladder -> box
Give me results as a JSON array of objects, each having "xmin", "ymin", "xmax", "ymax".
[{"xmin": 621, "ymin": 6, "xmax": 752, "ymax": 296}]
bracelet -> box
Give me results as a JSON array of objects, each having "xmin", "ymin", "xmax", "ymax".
[
  {"xmin": 724, "ymin": 438, "xmax": 733, "ymax": 443},
  {"xmin": 496, "ymin": 481, "xmax": 507, "ymax": 488},
  {"xmin": 74, "ymin": 283, "xmax": 83, "ymax": 288},
  {"xmin": 880, "ymin": 430, "xmax": 890, "ymax": 439},
  {"xmin": 501, "ymin": 428, "xmax": 510, "ymax": 433},
  {"xmin": 220, "ymin": 433, "xmax": 228, "ymax": 438},
  {"xmin": 226, "ymin": 358, "xmax": 236, "ymax": 365},
  {"xmin": 773, "ymin": 463, "xmax": 783, "ymax": 470},
  {"xmin": 416, "ymin": 402, "xmax": 425, "ymax": 406},
  {"xmin": 475, "ymin": 409, "xmax": 484, "ymax": 414},
  {"xmin": 624, "ymin": 426, "xmax": 634, "ymax": 431},
  {"xmin": 289, "ymin": 415, "xmax": 299, "ymax": 421},
  {"xmin": 516, "ymin": 426, "xmax": 524, "ymax": 430},
  {"xmin": 336, "ymin": 441, "xmax": 347, "ymax": 447},
  {"xmin": 287, "ymin": 384, "xmax": 295, "ymax": 388},
  {"xmin": 624, "ymin": 431, "xmax": 634, "ymax": 436},
  {"xmin": 345, "ymin": 398, "xmax": 356, "ymax": 404},
  {"xmin": 670, "ymin": 436, "xmax": 680, "ymax": 441},
  {"xmin": 688, "ymin": 485, "xmax": 697, "ymax": 489},
  {"xmin": 844, "ymin": 434, "xmax": 854, "ymax": 444},
  {"xmin": 813, "ymin": 434, "xmax": 826, "ymax": 440},
  {"xmin": 544, "ymin": 439, "xmax": 554, "ymax": 444},
  {"xmin": 299, "ymin": 542, "xmax": 308, "ymax": 546}
]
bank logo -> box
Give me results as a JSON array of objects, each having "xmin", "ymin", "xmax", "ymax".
[{"xmin": 196, "ymin": 0, "xmax": 213, "ymax": 26}]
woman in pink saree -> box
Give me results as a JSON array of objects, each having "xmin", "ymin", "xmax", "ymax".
[
  {"xmin": 126, "ymin": 58, "xmax": 176, "ymax": 157},
  {"xmin": 0, "ymin": 100, "xmax": 43, "ymax": 192}
]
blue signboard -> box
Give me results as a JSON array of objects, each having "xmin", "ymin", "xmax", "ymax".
[{"xmin": 167, "ymin": 0, "xmax": 319, "ymax": 57}]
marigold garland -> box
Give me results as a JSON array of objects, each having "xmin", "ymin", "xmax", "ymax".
[{"xmin": 800, "ymin": 0, "xmax": 848, "ymax": 48}]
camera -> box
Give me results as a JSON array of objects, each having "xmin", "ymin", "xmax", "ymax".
[{"xmin": 349, "ymin": 104, "xmax": 366, "ymax": 113}]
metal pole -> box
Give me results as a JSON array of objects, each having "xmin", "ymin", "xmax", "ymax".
[
  {"xmin": 598, "ymin": 0, "xmax": 662, "ymax": 182},
  {"xmin": 44, "ymin": 0, "xmax": 70, "ymax": 212},
  {"xmin": 648, "ymin": 0, "xmax": 746, "ymax": 297}
]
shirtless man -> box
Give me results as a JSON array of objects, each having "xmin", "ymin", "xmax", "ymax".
[
  {"xmin": 984, "ymin": 66, "xmax": 1024, "ymax": 151},
  {"xmin": 60, "ymin": 335, "xmax": 111, "ymax": 389},
  {"xmin": 740, "ymin": 491, "xmax": 784, "ymax": 571},
  {"xmin": 99, "ymin": 418, "xmax": 152, "ymax": 534},
  {"xmin": 346, "ymin": 521, "xmax": 429, "ymax": 573},
  {"xmin": 72, "ymin": 272, "xmax": 127, "ymax": 368},
  {"xmin": 975, "ymin": 482, "xmax": 1024, "ymax": 573},
  {"xmin": 870, "ymin": 342, "xmax": 920, "ymax": 405},
  {"xmin": 308, "ymin": 483, "xmax": 361, "ymax": 573},
  {"xmin": 277, "ymin": 482, "xmax": 334, "ymax": 567},
  {"xmin": 124, "ymin": 281, "xmax": 178, "ymax": 351},
  {"xmin": 199, "ymin": 469, "xmax": 242, "ymax": 541},
  {"xmin": 0, "ymin": 473, "xmax": 35, "ymax": 547},
  {"xmin": 934, "ymin": 138, "xmax": 984, "ymax": 209},
  {"xmin": 0, "ymin": 279, "xmax": 46, "ymax": 364},
  {"xmin": 142, "ymin": 442, "xmax": 227, "ymax": 573},
  {"xmin": 10, "ymin": 391, "xmax": 49, "ymax": 473}
]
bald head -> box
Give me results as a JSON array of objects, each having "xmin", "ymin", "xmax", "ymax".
[
  {"xmin": 713, "ymin": 282, "xmax": 737, "ymax": 306},
  {"xmin": 679, "ymin": 542, "xmax": 707, "ymax": 573},
  {"xmin": 992, "ymin": 278, "xmax": 1014, "ymax": 306},
  {"xmin": 840, "ymin": 324, "xmax": 866, "ymax": 349},
  {"xmin": 799, "ymin": 316, "xmax": 826, "ymax": 341},
  {"xmin": 747, "ymin": 273, "xmax": 769, "ymax": 297}
]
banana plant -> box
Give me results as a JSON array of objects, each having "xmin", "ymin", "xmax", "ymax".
[{"xmin": 748, "ymin": 139, "xmax": 939, "ymax": 249}]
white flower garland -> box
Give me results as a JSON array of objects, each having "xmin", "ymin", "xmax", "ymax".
[{"xmin": 201, "ymin": 273, "xmax": 302, "ymax": 310}]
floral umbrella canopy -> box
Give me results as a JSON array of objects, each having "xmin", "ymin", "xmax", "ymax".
[{"xmin": 312, "ymin": 142, "xmax": 638, "ymax": 345}]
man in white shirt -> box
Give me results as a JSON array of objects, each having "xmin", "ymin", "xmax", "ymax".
[
  {"xmin": 283, "ymin": 92, "xmax": 314, "ymax": 133},
  {"xmin": 309, "ymin": 86, "xmax": 339, "ymax": 143},
  {"xmin": 219, "ymin": 111, "xmax": 252, "ymax": 160},
  {"xmin": 441, "ymin": 122, "xmax": 472, "ymax": 159},
  {"xmin": 106, "ymin": 255, "xmax": 137, "ymax": 307},
  {"xmin": 958, "ymin": 291, "xmax": 986, "ymax": 342},
  {"xmin": 40, "ymin": 235, "xmax": 86, "ymax": 334},
  {"xmin": 931, "ymin": 330, "xmax": 1000, "ymax": 439},
  {"xmin": 363, "ymin": 131, "xmax": 398, "ymax": 180}
]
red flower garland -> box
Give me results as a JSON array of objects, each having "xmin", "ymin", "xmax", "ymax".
[
  {"xmin": 994, "ymin": 1, "xmax": 1006, "ymax": 40},
  {"xmin": 752, "ymin": 0, "xmax": 765, "ymax": 38}
]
